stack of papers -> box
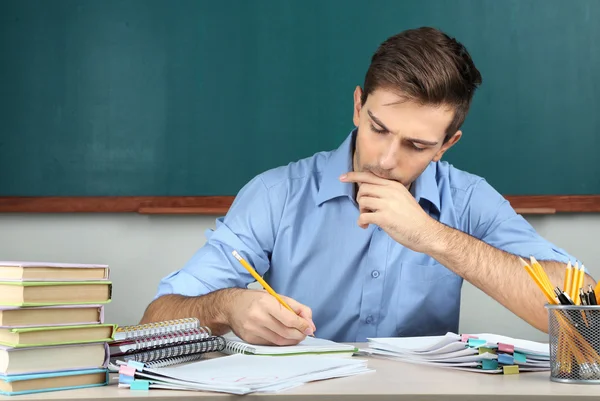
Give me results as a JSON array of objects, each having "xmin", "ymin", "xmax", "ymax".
[
  {"xmin": 117, "ymin": 353, "xmax": 372, "ymax": 394},
  {"xmin": 361, "ymin": 332, "xmax": 549, "ymax": 374}
]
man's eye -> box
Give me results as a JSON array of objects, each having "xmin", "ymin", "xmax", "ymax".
[
  {"xmin": 369, "ymin": 123, "xmax": 387, "ymax": 134},
  {"xmin": 410, "ymin": 143, "xmax": 426, "ymax": 152}
]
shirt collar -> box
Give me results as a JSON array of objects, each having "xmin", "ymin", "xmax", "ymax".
[
  {"xmin": 410, "ymin": 161, "xmax": 441, "ymax": 213},
  {"xmin": 315, "ymin": 130, "xmax": 356, "ymax": 206},
  {"xmin": 315, "ymin": 129, "xmax": 441, "ymax": 213}
]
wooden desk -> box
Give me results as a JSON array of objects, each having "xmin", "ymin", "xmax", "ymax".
[{"xmin": 2, "ymin": 348, "xmax": 599, "ymax": 400}]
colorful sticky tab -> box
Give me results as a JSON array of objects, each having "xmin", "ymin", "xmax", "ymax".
[
  {"xmin": 127, "ymin": 360, "xmax": 145, "ymax": 371},
  {"xmin": 119, "ymin": 374, "xmax": 134, "ymax": 384},
  {"xmin": 498, "ymin": 353, "xmax": 514, "ymax": 365},
  {"xmin": 513, "ymin": 352, "xmax": 527, "ymax": 364},
  {"xmin": 461, "ymin": 334, "xmax": 478, "ymax": 342},
  {"xmin": 478, "ymin": 347, "xmax": 496, "ymax": 355},
  {"xmin": 481, "ymin": 359, "xmax": 499, "ymax": 370},
  {"xmin": 468, "ymin": 338, "xmax": 487, "ymax": 347},
  {"xmin": 130, "ymin": 380, "xmax": 150, "ymax": 391},
  {"xmin": 119, "ymin": 365, "xmax": 136, "ymax": 377},
  {"xmin": 497, "ymin": 343, "xmax": 514, "ymax": 353},
  {"xmin": 503, "ymin": 365, "xmax": 520, "ymax": 375}
]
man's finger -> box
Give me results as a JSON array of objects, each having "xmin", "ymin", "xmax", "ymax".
[
  {"xmin": 358, "ymin": 196, "xmax": 383, "ymax": 212},
  {"xmin": 283, "ymin": 296, "xmax": 316, "ymax": 332},
  {"xmin": 339, "ymin": 171, "xmax": 390, "ymax": 185},
  {"xmin": 269, "ymin": 302, "xmax": 313, "ymax": 335}
]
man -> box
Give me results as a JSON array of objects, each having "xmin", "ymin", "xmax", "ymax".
[{"xmin": 141, "ymin": 27, "xmax": 594, "ymax": 345}]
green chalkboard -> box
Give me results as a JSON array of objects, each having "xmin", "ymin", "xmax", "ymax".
[{"xmin": 1, "ymin": 0, "xmax": 598, "ymax": 196}]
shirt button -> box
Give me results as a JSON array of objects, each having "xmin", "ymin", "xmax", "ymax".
[
  {"xmin": 371, "ymin": 270, "xmax": 380, "ymax": 278},
  {"xmin": 366, "ymin": 316, "xmax": 373, "ymax": 324}
]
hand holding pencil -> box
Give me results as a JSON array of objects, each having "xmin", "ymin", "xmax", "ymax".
[{"xmin": 229, "ymin": 250, "xmax": 316, "ymax": 346}]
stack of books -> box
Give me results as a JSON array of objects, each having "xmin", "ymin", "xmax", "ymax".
[
  {"xmin": 0, "ymin": 261, "xmax": 114, "ymax": 395},
  {"xmin": 109, "ymin": 318, "xmax": 227, "ymax": 369}
]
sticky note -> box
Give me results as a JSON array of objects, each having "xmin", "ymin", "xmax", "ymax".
[
  {"xmin": 119, "ymin": 365, "xmax": 136, "ymax": 377},
  {"xmin": 482, "ymin": 359, "xmax": 499, "ymax": 370},
  {"xmin": 503, "ymin": 365, "xmax": 520, "ymax": 375},
  {"xmin": 130, "ymin": 380, "xmax": 150, "ymax": 390}
]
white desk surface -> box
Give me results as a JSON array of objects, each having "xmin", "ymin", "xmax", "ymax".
[{"xmin": 2, "ymin": 344, "xmax": 599, "ymax": 400}]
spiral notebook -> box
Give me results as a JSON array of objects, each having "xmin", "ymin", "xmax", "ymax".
[
  {"xmin": 110, "ymin": 326, "xmax": 213, "ymax": 356},
  {"xmin": 111, "ymin": 336, "xmax": 226, "ymax": 365},
  {"xmin": 222, "ymin": 332, "xmax": 357, "ymax": 356},
  {"xmin": 113, "ymin": 317, "xmax": 204, "ymax": 341}
]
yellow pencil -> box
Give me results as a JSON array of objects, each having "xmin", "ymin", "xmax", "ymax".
[
  {"xmin": 563, "ymin": 261, "xmax": 573, "ymax": 294},
  {"xmin": 521, "ymin": 259, "xmax": 557, "ymax": 304},
  {"xmin": 232, "ymin": 250, "xmax": 296, "ymax": 314},
  {"xmin": 570, "ymin": 263, "xmax": 581, "ymax": 302}
]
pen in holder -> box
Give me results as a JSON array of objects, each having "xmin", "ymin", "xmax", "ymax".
[{"xmin": 546, "ymin": 304, "xmax": 600, "ymax": 384}]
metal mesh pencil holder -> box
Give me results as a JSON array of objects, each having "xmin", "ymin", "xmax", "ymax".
[{"xmin": 546, "ymin": 304, "xmax": 600, "ymax": 384}]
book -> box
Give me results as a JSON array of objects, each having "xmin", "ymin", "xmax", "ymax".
[
  {"xmin": 222, "ymin": 332, "xmax": 358, "ymax": 356},
  {"xmin": 0, "ymin": 281, "xmax": 112, "ymax": 306},
  {"xmin": 0, "ymin": 324, "xmax": 115, "ymax": 348},
  {"xmin": 116, "ymin": 353, "xmax": 371, "ymax": 395},
  {"xmin": 112, "ymin": 336, "xmax": 226, "ymax": 365},
  {"xmin": 0, "ymin": 368, "xmax": 108, "ymax": 396},
  {"xmin": 113, "ymin": 317, "xmax": 202, "ymax": 341},
  {"xmin": 0, "ymin": 343, "xmax": 109, "ymax": 375},
  {"xmin": 363, "ymin": 332, "xmax": 550, "ymax": 374},
  {"xmin": 0, "ymin": 261, "xmax": 109, "ymax": 281},
  {"xmin": 0, "ymin": 305, "xmax": 104, "ymax": 328},
  {"xmin": 109, "ymin": 326, "xmax": 212, "ymax": 356}
]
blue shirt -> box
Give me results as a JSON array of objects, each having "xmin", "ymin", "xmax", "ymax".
[{"xmin": 155, "ymin": 130, "xmax": 577, "ymax": 342}]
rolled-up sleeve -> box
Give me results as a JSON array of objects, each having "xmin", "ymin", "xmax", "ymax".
[
  {"xmin": 154, "ymin": 175, "xmax": 281, "ymax": 299},
  {"xmin": 462, "ymin": 179, "xmax": 580, "ymax": 265}
]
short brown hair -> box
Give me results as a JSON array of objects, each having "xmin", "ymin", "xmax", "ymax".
[{"xmin": 361, "ymin": 27, "xmax": 482, "ymax": 141}]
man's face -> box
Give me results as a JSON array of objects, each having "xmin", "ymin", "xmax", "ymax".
[{"xmin": 352, "ymin": 87, "xmax": 461, "ymax": 189}]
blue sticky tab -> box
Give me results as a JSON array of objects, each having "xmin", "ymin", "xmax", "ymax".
[
  {"xmin": 468, "ymin": 338, "xmax": 487, "ymax": 347},
  {"xmin": 119, "ymin": 374, "xmax": 134, "ymax": 384},
  {"xmin": 513, "ymin": 351, "xmax": 526, "ymax": 364},
  {"xmin": 130, "ymin": 380, "xmax": 150, "ymax": 391},
  {"xmin": 498, "ymin": 353, "xmax": 514, "ymax": 365},
  {"xmin": 127, "ymin": 361, "xmax": 145, "ymax": 371},
  {"xmin": 481, "ymin": 359, "xmax": 499, "ymax": 370}
]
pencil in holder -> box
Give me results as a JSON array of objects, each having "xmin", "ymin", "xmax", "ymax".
[{"xmin": 546, "ymin": 304, "xmax": 600, "ymax": 384}]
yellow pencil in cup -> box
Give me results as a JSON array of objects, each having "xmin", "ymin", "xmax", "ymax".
[{"xmin": 231, "ymin": 250, "xmax": 315, "ymax": 336}]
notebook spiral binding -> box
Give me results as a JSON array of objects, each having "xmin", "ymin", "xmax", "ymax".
[
  {"xmin": 130, "ymin": 327, "xmax": 212, "ymax": 351},
  {"xmin": 122, "ymin": 336, "xmax": 227, "ymax": 364},
  {"xmin": 116, "ymin": 318, "xmax": 203, "ymax": 340},
  {"xmin": 224, "ymin": 341, "xmax": 256, "ymax": 355},
  {"xmin": 145, "ymin": 353, "xmax": 206, "ymax": 368}
]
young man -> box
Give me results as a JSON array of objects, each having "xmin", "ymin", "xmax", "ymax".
[{"xmin": 141, "ymin": 27, "xmax": 594, "ymax": 345}]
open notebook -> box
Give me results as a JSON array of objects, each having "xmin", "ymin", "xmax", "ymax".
[{"xmin": 222, "ymin": 332, "xmax": 357, "ymax": 356}]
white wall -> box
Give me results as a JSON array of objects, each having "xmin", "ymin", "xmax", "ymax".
[{"xmin": 0, "ymin": 213, "xmax": 597, "ymax": 342}]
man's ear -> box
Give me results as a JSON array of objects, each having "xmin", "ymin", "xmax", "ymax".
[
  {"xmin": 432, "ymin": 130, "xmax": 462, "ymax": 162},
  {"xmin": 353, "ymin": 86, "xmax": 363, "ymax": 127}
]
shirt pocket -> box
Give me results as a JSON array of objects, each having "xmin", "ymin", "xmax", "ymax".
[{"xmin": 399, "ymin": 261, "xmax": 457, "ymax": 282}]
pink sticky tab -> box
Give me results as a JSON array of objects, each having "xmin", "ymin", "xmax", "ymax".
[
  {"xmin": 498, "ymin": 343, "xmax": 514, "ymax": 353},
  {"xmin": 461, "ymin": 334, "xmax": 478, "ymax": 342},
  {"xmin": 119, "ymin": 365, "xmax": 136, "ymax": 377}
]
